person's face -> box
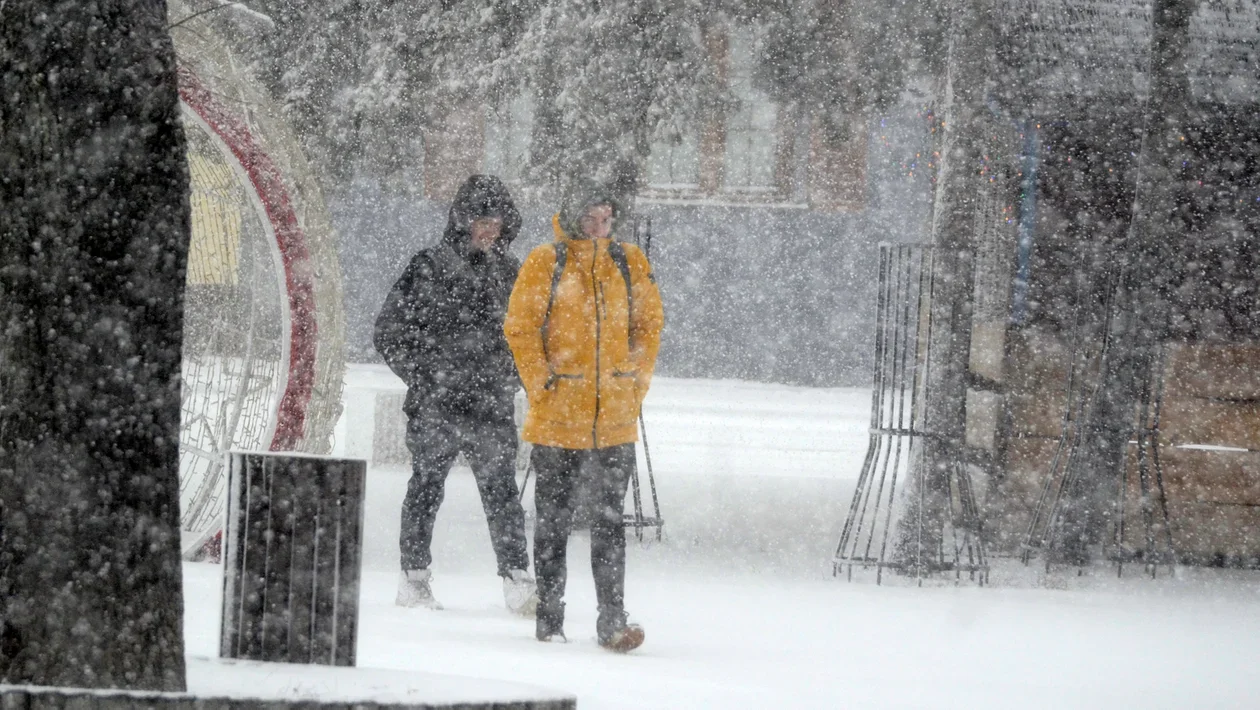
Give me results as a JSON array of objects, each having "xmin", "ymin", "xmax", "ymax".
[
  {"xmin": 469, "ymin": 216, "xmax": 503, "ymax": 252},
  {"xmin": 578, "ymin": 204, "xmax": 613, "ymax": 240}
]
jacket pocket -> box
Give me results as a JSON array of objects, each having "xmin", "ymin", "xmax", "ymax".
[
  {"xmin": 534, "ymin": 371, "xmax": 585, "ymax": 424},
  {"xmin": 612, "ymin": 368, "xmax": 638, "ymax": 393},
  {"xmin": 604, "ymin": 369, "xmax": 640, "ymax": 425},
  {"xmin": 545, "ymin": 371, "xmax": 585, "ymax": 390}
]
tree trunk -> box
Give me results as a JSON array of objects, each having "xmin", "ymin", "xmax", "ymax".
[
  {"xmin": 896, "ymin": 0, "xmax": 993, "ymax": 570},
  {"xmin": 1064, "ymin": 0, "xmax": 1197, "ymax": 560},
  {"xmin": 0, "ymin": 0, "xmax": 190, "ymax": 691},
  {"xmin": 528, "ymin": 52, "xmax": 565, "ymax": 192}
]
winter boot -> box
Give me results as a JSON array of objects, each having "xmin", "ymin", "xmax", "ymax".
[
  {"xmin": 502, "ymin": 569, "xmax": 539, "ymax": 618},
  {"xmin": 597, "ymin": 609, "xmax": 644, "ymax": 653},
  {"xmin": 536, "ymin": 601, "xmax": 566, "ymax": 643},
  {"xmin": 396, "ymin": 569, "xmax": 442, "ymax": 610}
]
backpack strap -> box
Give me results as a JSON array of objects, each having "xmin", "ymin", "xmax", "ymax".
[
  {"xmin": 544, "ymin": 242, "xmax": 568, "ymax": 337},
  {"xmin": 607, "ymin": 241, "xmax": 633, "ymax": 325},
  {"xmin": 540, "ymin": 242, "xmax": 567, "ymax": 389}
]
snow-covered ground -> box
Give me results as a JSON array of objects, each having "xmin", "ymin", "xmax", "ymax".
[{"xmin": 182, "ymin": 370, "xmax": 1260, "ymax": 709}]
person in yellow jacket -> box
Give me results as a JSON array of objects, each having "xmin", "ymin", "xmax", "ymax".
[{"xmin": 504, "ymin": 177, "xmax": 663, "ymax": 651}]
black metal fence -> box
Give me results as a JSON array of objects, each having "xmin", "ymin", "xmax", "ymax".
[{"xmin": 833, "ymin": 243, "xmax": 989, "ymax": 585}]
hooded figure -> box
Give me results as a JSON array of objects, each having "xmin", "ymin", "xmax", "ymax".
[
  {"xmin": 504, "ymin": 176, "xmax": 664, "ymax": 652},
  {"xmin": 374, "ymin": 174, "xmax": 537, "ymax": 615}
]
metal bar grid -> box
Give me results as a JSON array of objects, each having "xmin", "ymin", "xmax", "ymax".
[
  {"xmin": 1020, "ymin": 301, "xmax": 1096, "ymax": 566},
  {"xmin": 1115, "ymin": 342, "xmax": 1177, "ymax": 577},
  {"xmin": 625, "ymin": 215, "xmax": 663, "ymax": 542},
  {"xmin": 1019, "ymin": 302, "xmax": 1178, "ymax": 576},
  {"xmin": 834, "ymin": 243, "xmax": 989, "ymax": 585}
]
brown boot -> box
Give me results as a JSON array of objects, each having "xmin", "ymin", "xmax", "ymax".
[
  {"xmin": 597, "ymin": 609, "xmax": 644, "ymax": 653},
  {"xmin": 598, "ymin": 622, "xmax": 644, "ymax": 653}
]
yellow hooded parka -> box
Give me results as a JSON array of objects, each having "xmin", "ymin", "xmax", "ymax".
[{"xmin": 504, "ymin": 214, "xmax": 664, "ymax": 449}]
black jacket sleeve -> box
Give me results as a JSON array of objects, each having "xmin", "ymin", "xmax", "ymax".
[
  {"xmin": 374, "ymin": 252, "xmax": 435, "ymax": 385},
  {"xmin": 499, "ymin": 254, "xmax": 523, "ymax": 389}
]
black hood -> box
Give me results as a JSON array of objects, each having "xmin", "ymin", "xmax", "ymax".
[{"xmin": 442, "ymin": 174, "xmax": 522, "ymax": 254}]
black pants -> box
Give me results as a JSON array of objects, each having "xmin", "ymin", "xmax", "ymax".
[
  {"xmin": 400, "ymin": 411, "xmax": 529, "ymax": 576},
  {"xmin": 532, "ymin": 444, "xmax": 634, "ymax": 632}
]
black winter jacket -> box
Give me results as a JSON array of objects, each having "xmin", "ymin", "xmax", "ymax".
[{"xmin": 374, "ymin": 176, "xmax": 522, "ymax": 421}]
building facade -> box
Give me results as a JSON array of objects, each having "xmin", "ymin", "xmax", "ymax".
[{"xmin": 335, "ymin": 21, "xmax": 936, "ymax": 388}]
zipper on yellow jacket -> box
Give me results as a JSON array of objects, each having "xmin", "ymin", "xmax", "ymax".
[{"xmin": 591, "ymin": 239, "xmax": 602, "ymax": 448}]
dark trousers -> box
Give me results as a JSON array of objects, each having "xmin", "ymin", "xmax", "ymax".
[
  {"xmin": 400, "ymin": 411, "xmax": 529, "ymax": 576},
  {"xmin": 532, "ymin": 444, "xmax": 634, "ymax": 631}
]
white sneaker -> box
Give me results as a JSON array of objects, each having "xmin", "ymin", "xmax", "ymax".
[
  {"xmin": 396, "ymin": 569, "xmax": 442, "ymax": 609},
  {"xmin": 502, "ymin": 569, "xmax": 539, "ymax": 617}
]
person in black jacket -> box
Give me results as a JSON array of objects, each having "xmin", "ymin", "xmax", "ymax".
[{"xmin": 374, "ymin": 175, "xmax": 536, "ymax": 615}]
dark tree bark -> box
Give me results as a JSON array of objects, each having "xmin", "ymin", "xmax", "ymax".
[
  {"xmin": 0, "ymin": 0, "xmax": 190, "ymax": 691},
  {"xmin": 1063, "ymin": 0, "xmax": 1198, "ymax": 559}
]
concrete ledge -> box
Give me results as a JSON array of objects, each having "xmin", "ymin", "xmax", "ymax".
[{"xmin": 0, "ymin": 657, "xmax": 575, "ymax": 710}]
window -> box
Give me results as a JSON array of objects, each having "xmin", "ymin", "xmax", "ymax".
[
  {"xmin": 646, "ymin": 127, "xmax": 700, "ymax": 189},
  {"xmin": 723, "ymin": 27, "xmax": 778, "ymax": 192},
  {"xmin": 483, "ymin": 91, "xmax": 534, "ymax": 182}
]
